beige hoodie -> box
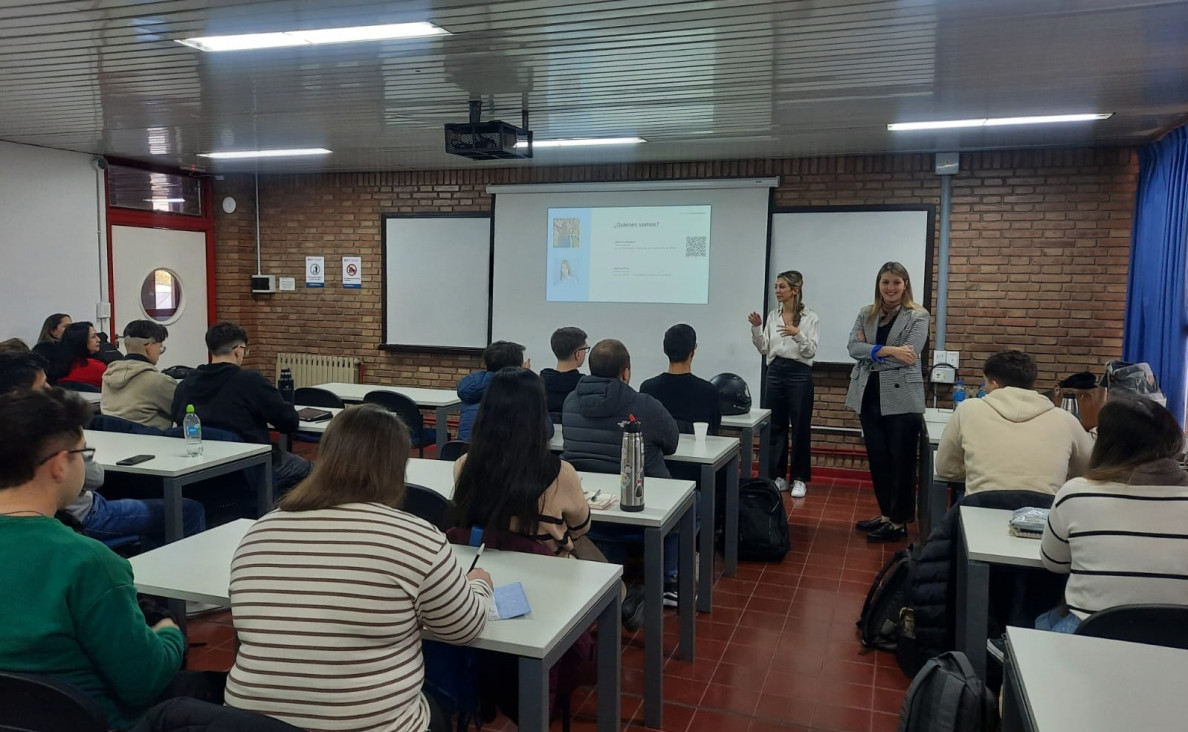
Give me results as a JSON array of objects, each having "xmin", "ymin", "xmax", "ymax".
[
  {"xmin": 100, "ymin": 357, "xmax": 177, "ymax": 430},
  {"xmin": 935, "ymin": 386, "xmax": 1094, "ymax": 495}
]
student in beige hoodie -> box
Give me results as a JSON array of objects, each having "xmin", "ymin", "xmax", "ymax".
[
  {"xmin": 936, "ymin": 350, "xmax": 1094, "ymax": 495},
  {"xmin": 101, "ymin": 320, "xmax": 176, "ymax": 430}
]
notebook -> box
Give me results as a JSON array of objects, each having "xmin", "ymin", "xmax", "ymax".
[
  {"xmin": 488, "ymin": 582, "xmax": 531, "ymax": 621},
  {"xmin": 297, "ymin": 407, "xmax": 333, "ymax": 422}
]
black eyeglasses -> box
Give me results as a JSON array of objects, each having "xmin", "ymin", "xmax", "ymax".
[
  {"xmin": 577, "ymin": 346, "xmax": 592, "ymax": 354},
  {"xmin": 37, "ymin": 447, "xmax": 96, "ymax": 466}
]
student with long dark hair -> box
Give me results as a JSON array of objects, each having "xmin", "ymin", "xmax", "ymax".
[
  {"xmin": 1038, "ymin": 396, "xmax": 1188, "ymax": 633},
  {"xmin": 53, "ymin": 321, "xmax": 107, "ymax": 388},
  {"xmin": 37, "ymin": 313, "xmax": 71, "ymax": 344}
]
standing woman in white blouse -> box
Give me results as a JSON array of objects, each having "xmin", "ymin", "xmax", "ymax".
[{"xmin": 748, "ymin": 270, "xmax": 820, "ymax": 497}]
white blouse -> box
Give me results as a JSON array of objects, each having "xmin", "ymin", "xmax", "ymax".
[{"xmin": 751, "ymin": 306, "xmax": 819, "ymax": 366}]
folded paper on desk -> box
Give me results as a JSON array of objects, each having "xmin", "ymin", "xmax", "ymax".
[
  {"xmin": 489, "ymin": 582, "xmax": 531, "ymax": 621},
  {"xmin": 583, "ymin": 489, "xmax": 618, "ymax": 510}
]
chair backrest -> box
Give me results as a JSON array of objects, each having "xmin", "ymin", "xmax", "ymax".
[
  {"xmin": 1075, "ymin": 604, "xmax": 1188, "ymax": 649},
  {"xmin": 403, "ymin": 483, "xmax": 451, "ymax": 530},
  {"xmin": 295, "ymin": 387, "xmax": 345, "ymax": 409},
  {"xmin": 0, "ymin": 672, "xmax": 107, "ymax": 732},
  {"xmin": 57, "ymin": 381, "xmax": 100, "ymax": 393},
  {"xmin": 438, "ymin": 440, "xmax": 469, "ymax": 462},
  {"xmin": 363, "ymin": 390, "xmax": 423, "ymax": 431},
  {"xmin": 89, "ymin": 414, "xmax": 167, "ymax": 435}
]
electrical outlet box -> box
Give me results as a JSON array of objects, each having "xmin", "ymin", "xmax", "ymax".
[
  {"xmin": 95, "ymin": 302, "xmax": 111, "ymax": 319},
  {"xmin": 932, "ymin": 349, "xmax": 960, "ymax": 370},
  {"xmin": 931, "ymin": 364, "xmax": 956, "ymax": 384}
]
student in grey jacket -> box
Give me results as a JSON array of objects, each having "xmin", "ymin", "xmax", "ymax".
[
  {"xmin": 101, "ymin": 320, "xmax": 176, "ymax": 430},
  {"xmin": 845, "ymin": 262, "xmax": 930, "ymax": 542}
]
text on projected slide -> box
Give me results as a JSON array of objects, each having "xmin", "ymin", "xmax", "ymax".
[{"xmin": 545, "ymin": 206, "xmax": 711, "ymax": 304}]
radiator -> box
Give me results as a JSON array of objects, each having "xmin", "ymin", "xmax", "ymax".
[{"xmin": 276, "ymin": 353, "xmax": 361, "ymax": 388}]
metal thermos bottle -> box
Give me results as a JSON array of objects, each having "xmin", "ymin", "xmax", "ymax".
[
  {"xmin": 619, "ymin": 415, "xmax": 645, "ymax": 512},
  {"xmin": 1060, "ymin": 391, "xmax": 1079, "ymax": 419}
]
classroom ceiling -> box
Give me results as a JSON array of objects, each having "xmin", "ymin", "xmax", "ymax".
[{"xmin": 1, "ymin": 0, "xmax": 1186, "ymax": 174}]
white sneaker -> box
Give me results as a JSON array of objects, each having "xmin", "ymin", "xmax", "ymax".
[
  {"xmin": 791, "ymin": 480, "xmax": 807, "ymax": 498},
  {"xmin": 774, "ymin": 477, "xmax": 789, "ymax": 492}
]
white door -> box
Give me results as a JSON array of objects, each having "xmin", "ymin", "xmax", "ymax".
[{"xmin": 110, "ymin": 225, "xmax": 208, "ymax": 370}]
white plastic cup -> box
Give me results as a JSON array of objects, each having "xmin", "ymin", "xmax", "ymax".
[{"xmin": 693, "ymin": 422, "xmax": 709, "ymax": 442}]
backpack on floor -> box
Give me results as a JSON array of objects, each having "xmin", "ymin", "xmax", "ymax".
[
  {"xmin": 735, "ymin": 479, "xmax": 790, "ymax": 561},
  {"xmin": 897, "ymin": 651, "xmax": 998, "ymax": 732},
  {"xmin": 857, "ymin": 545, "xmax": 914, "ymax": 651}
]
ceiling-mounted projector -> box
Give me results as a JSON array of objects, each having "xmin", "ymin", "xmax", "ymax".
[{"xmin": 444, "ymin": 100, "xmax": 533, "ymax": 160}]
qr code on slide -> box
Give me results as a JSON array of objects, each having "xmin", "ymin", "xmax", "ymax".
[{"xmin": 685, "ymin": 236, "xmax": 707, "ymax": 257}]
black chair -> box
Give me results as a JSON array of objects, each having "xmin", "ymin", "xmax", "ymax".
[
  {"xmin": 438, "ymin": 440, "xmax": 469, "ymax": 462},
  {"xmin": 135, "ymin": 697, "xmax": 304, "ymax": 731},
  {"xmin": 404, "ymin": 483, "xmax": 451, "ymax": 530},
  {"xmin": 1075, "ymin": 604, "xmax": 1188, "ymax": 650},
  {"xmin": 364, "ymin": 391, "xmax": 436, "ymax": 456},
  {"xmin": 58, "ymin": 381, "xmax": 100, "ymax": 393},
  {"xmin": 0, "ymin": 671, "xmax": 107, "ymax": 732},
  {"xmin": 294, "ymin": 387, "xmax": 345, "ymax": 409}
]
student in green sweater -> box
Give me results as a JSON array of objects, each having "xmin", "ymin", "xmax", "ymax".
[{"xmin": 0, "ymin": 388, "xmax": 185, "ymax": 730}]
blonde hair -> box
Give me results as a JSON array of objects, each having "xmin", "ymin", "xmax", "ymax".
[
  {"xmin": 866, "ymin": 261, "xmax": 922, "ymax": 321},
  {"xmin": 278, "ymin": 404, "xmax": 410, "ymax": 512},
  {"xmin": 777, "ymin": 270, "xmax": 806, "ymax": 326}
]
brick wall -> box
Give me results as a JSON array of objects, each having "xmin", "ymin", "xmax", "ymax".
[{"xmin": 212, "ymin": 148, "xmax": 1137, "ymax": 468}]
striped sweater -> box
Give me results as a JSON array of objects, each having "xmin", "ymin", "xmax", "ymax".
[
  {"xmin": 1041, "ymin": 461, "xmax": 1188, "ymax": 619},
  {"xmin": 225, "ymin": 503, "xmax": 493, "ymax": 732}
]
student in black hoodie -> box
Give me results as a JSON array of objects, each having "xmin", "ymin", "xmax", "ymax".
[
  {"xmin": 170, "ymin": 322, "xmax": 311, "ymax": 491},
  {"xmin": 640, "ymin": 324, "xmax": 722, "ymax": 435},
  {"xmin": 539, "ymin": 327, "xmax": 588, "ymax": 423}
]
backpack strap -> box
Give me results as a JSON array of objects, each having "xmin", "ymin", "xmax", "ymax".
[
  {"xmin": 858, "ymin": 547, "xmax": 909, "ymax": 635},
  {"xmin": 932, "ymin": 671, "xmax": 967, "ymax": 732}
]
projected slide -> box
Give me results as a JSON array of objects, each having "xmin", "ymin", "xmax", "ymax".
[{"xmin": 546, "ymin": 205, "xmax": 711, "ymax": 304}]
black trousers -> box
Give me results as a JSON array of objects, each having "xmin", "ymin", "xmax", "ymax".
[
  {"xmin": 765, "ymin": 358, "xmax": 814, "ymax": 482},
  {"xmin": 859, "ymin": 376, "xmax": 921, "ymax": 524}
]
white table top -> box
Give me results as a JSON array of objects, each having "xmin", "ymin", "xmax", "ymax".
[
  {"xmin": 310, "ymin": 382, "xmax": 461, "ymax": 408},
  {"xmin": 79, "ymin": 391, "xmax": 103, "ymax": 404},
  {"xmin": 1006, "ymin": 626, "xmax": 1188, "ymax": 732},
  {"xmin": 130, "ymin": 518, "xmax": 622, "ymax": 659},
  {"xmin": 296, "ymin": 405, "xmax": 344, "ymax": 433},
  {"xmin": 407, "ymin": 458, "xmax": 696, "ymax": 529},
  {"xmin": 550, "ymin": 425, "xmax": 739, "ymax": 465},
  {"xmin": 85, "ymin": 429, "xmax": 271, "ymax": 478},
  {"xmin": 960, "ymin": 506, "xmax": 1044, "ymax": 568},
  {"xmin": 720, "ymin": 408, "xmax": 772, "ymax": 430},
  {"xmin": 924, "ymin": 406, "xmax": 953, "ymax": 445}
]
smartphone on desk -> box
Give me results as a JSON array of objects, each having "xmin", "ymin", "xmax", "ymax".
[{"xmin": 116, "ymin": 454, "xmax": 155, "ymax": 466}]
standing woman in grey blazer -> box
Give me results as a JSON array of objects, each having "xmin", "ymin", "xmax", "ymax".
[{"xmin": 845, "ymin": 262, "xmax": 930, "ymax": 542}]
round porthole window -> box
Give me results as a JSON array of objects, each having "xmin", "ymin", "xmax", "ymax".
[{"xmin": 140, "ymin": 269, "xmax": 184, "ymax": 323}]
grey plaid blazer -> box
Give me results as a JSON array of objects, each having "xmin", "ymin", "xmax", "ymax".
[{"xmin": 844, "ymin": 306, "xmax": 930, "ymax": 416}]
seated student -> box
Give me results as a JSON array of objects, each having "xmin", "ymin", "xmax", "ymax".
[
  {"xmin": 51, "ymin": 321, "xmax": 107, "ymax": 388},
  {"xmin": 1038, "ymin": 396, "xmax": 1188, "ymax": 633},
  {"xmin": 37, "ymin": 312, "xmax": 71, "ymax": 345},
  {"xmin": 456, "ymin": 339, "xmax": 534, "ymax": 441},
  {"xmin": 225, "ymin": 404, "xmax": 493, "ymax": 732},
  {"xmin": 0, "ymin": 351, "xmax": 205, "ymax": 546},
  {"xmin": 0, "ymin": 337, "xmax": 30, "ymax": 353},
  {"xmin": 540, "ymin": 326, "xmax": 588, "ymax": 422},
  {"xmin": 453, "ymin": 366, "xmax": 646, "ymax": 630},
  {"xmin": 102, "ymin": 320, "xmax": 177, "ymax": 430},
  {"xmin": 171, "ymin": 322, "xmax": 311, "ymax": 491},
  {"xmin": 640, "ymin": 324, "xmax": 722, "ymax": 435},
  {"xmin": 0, "ymin": 388, "xmax": 186, "ymax": 731},
  {"xmin": 936, "ymin": 350, "xmax": 1093, "ymax": 495}
]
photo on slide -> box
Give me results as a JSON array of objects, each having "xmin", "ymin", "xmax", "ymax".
[{"xmin": 552, "ymin": 218, "xmax": 580, "ymax": 248}]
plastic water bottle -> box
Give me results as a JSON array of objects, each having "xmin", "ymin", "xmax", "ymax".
[
  {"xmin": 183, "ymin": 404, "xmax": 203, "ymax": 456},
  {"xmin": 953, "ymin": 380, "xmax": 966, "ymax": 407},
  {"xmin": 977, "ymin": 381, "xmax": 986, "ymax": 399}
]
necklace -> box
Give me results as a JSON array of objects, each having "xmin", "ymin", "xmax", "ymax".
[{"xmin": 0, "ymin": 509, "xmax": 49, "ymax": 518}]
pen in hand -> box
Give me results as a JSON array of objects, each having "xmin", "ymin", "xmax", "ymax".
[{"xmin": 467, "ymin": 543, "xmax": 485, "ymax": 574}]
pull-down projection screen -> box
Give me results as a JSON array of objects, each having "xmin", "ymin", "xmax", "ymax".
[{"xmin": 490, "ymin": 180, "xmax": 777, "ymax": 397}]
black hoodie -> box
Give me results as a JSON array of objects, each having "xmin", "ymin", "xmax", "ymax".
[{"xmin": 170, "ymin": 363, "xmax": 299, "ymax": 453}]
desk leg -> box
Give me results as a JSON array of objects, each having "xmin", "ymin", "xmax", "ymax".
[
  {"xmin": 163, "ymin": 478, "xmax": 183, "ymax": 544},
  {"xmin": 739, "ymin": 427, "xmax": 755, "ymax": 480},
  {"xmin": 955, "ymin": 529, "xmax": 990, "ymax": 679},
  {"xmin": 643, "ymin": 527, "xmax": 664, "ymax": 728},
  {"xmin": 258, "ymin": 458, "xmax": 274, "ymax": 518},
  {"xmin": 517, "ymin": 657, "xmax": 549, "ymax": 732},
  {"xmin": 596, "ymin": 590, "xmax": 622, "ymax": 732},
  {"xmin": 678, "ymin": 504, "xmax": 696, "ymax": 661},
  {"xmin": 724, "ymin": 455, "xmax": 740, "ymax": 577},
  {"xmin": 698, "ymin": 464, "xmax": 716, "ymax": 613},
  {"xmin": 435, "ymin": 407, "xmax": 450, "ymax": 451},
  {"xmin": 757, "ymin": 420, "xmax": 772, "ymax": 480}
]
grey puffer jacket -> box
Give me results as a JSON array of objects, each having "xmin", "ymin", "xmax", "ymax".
[{"xmin": 561, "ymin": 376, "xmax": 678, "ymax": 478}]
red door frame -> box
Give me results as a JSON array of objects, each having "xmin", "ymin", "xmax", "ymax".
[{"xmin": 104, "ymin": 173, "xmax": 216, "ymax": 340}]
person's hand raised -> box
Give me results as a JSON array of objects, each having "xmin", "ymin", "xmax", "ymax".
[{"xmin": 747, "ymin": 312, "xmax": 762, "ymax": 327}]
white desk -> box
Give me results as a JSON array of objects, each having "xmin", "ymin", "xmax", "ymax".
[
  {"xmin": 86, "ymin": 429, "xmax": 273, "ymax": 543},
  {"xmin": 551, "ymin": 426, "xmax": 741, "ymax": 612},
  {"xmin": 918, "ymin": 407, "xmax": 956, "ymax": 540},
  {"xmin": 407, "ymin": 459, "xmax": 696, "ymax": 729},
  {"xmin": 720, "ymin": 408, "xmax": 773, "ymax": 479},
  {"xmin": 1002, "ymin": 627, "xmax": 1188, "ymax": 732},
  {"xmin": 923, "ymin": 406, "xmax": 953, "ymax": 447},
  {"xmin": 79, "ymin": 391, "xmax": 102, "ymax": 412},
  {"xmin": 130, "ymin": 519, "xmax": 622, "ymax": 732},
  {"xmin": 309, "ymin": 382, "xmax": 461, "ymax": 451},
  {"xmin": 296, "ymin": 405, "xmax": 343, "ymax": 432},
  {"xmin": 955, "ymin": 506, "xmax": 1045, "ymax": 678}
]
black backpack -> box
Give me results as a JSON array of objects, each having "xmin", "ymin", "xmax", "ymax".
[
  {"xmin": 897, "ymin": 651, "xmax": 998, "ymax": 732},
  {"xmin": 857, "ymin": 545, "xmax": 914, "ymax": 651},
  {"xmin": 735, "ymin": 479, "xmax": 790, "ymax": 561}
]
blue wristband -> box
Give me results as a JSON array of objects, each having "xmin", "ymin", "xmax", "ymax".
[{"xmin": 870, "ymin": 345, "xmax": 886, "ymax": 363}]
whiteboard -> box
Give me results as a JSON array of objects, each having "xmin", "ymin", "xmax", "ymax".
[
  {"xmin": 382, "ymin": 214, "xmax": 490, "ymax": 349},
  {"xmin": 768, "ymin": 208, "xmax": 933, "ymax": 364}
]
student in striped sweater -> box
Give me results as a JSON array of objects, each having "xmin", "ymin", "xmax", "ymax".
[
  {"xmin": 225, "ymin": 404, "xmax": 494, "ymax": 732},
  {"xmin": 1039, "ymin": 395, "xmax": 1188, "ymax": 633}
]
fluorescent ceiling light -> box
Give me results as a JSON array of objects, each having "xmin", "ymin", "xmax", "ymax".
[
  {"xmin": 198, "ymin": 148, "xmax": 331, "ymax": 159},
  {"xmin": 177, "ymin": 22, "xmax": 448, "ymax": 52},
  {"xmin": 889, "ymin": 113, "xmax": 1112, "ymax": 131},
  {"xmin": 144, "ymin": 198, "xmax": 186, "ymax": 203},
  {"xmin": 515, "ymin": 137, "xmax": 647, "ymax": 148}
]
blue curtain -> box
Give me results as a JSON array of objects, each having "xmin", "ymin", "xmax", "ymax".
[{"xmin": 1124, "ymin": 125, "xmax": 1188, "ymax": 422}]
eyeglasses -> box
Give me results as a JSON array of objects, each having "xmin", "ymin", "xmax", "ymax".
[
  {"xmin": 149, "ymin": 342, "xmax": 167, "ymax": 354},
  {"xmin": 37, "ymin": 447, "xmax": 96, "ymax": 466},
  {"xmin": 235, "ymin": 344, "xmax": 250, "ymax": 356},
  {"xmin": 577, "ymin": 346, "xmax": 592, "ymax": 354}
]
